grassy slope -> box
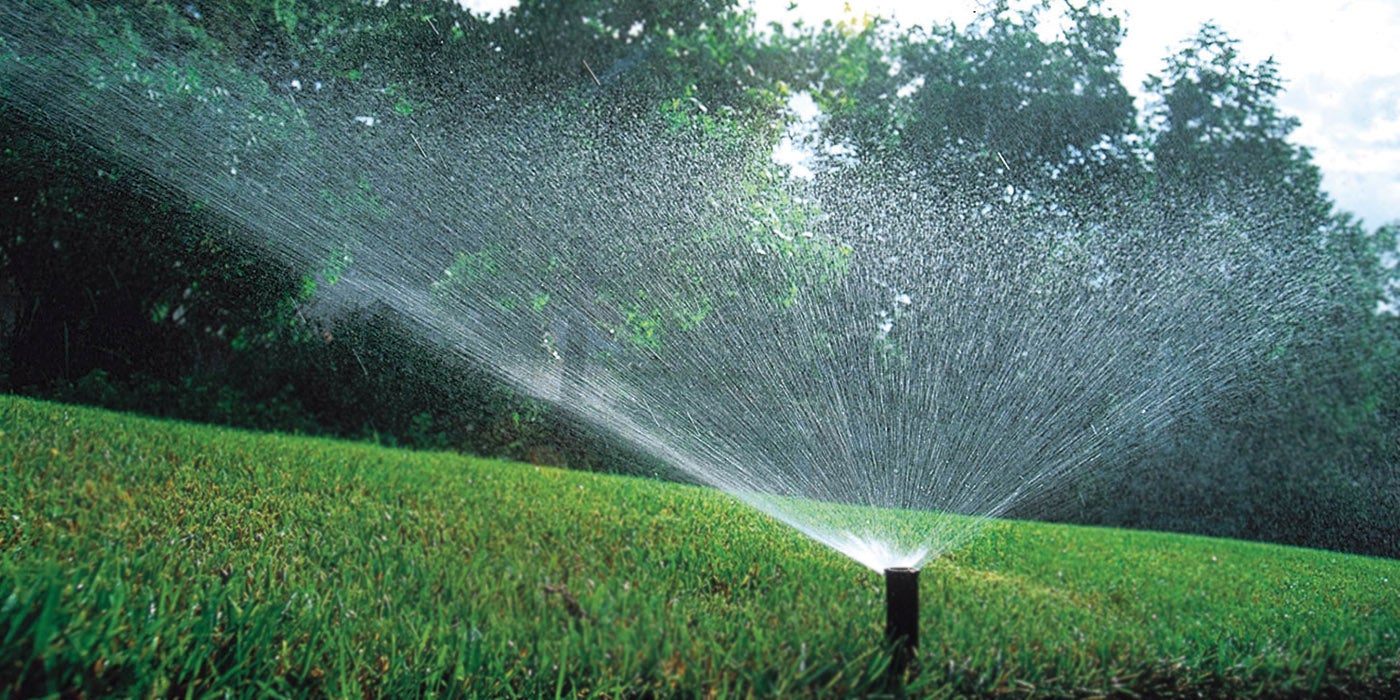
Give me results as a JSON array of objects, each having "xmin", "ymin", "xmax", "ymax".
[{"xmin": 1, "ymin": 394, "xmax": 1397, "ymax": 698}]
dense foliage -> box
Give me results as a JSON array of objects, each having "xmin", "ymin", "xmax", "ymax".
[
  {"xmin": 1, "ymin": 0, "xmax": 1397, "ymax": 556},
  {"xmin": 4, "ymin": 396, "xmax": 1398, "ymax": 697}
]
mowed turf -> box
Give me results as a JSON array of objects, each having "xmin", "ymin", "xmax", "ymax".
[{"xmin": 2, "ymin": 394, "xmax": 1397, "ymax": 698}]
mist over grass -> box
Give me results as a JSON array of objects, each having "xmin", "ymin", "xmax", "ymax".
[
  {"xmin": 2, "ymin": 0, "xmax": 1397, "ymax": 570},
  {"xmin": 0, "ymin": 0, "xmax": 1344, "ymax": 571}
]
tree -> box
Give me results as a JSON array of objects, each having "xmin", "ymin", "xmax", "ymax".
[
  {"xmin": 792, "ymin": 0, "xmax": 1143, "ymax": 220},
  {"xmin": 1145, "ymin": 23, "xmax": 1331, "ymax": 235}
]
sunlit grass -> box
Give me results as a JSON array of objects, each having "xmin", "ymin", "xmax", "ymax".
[{"xmin": 2, "ymin": 394, "xmax": 1397, "ymax": 697}]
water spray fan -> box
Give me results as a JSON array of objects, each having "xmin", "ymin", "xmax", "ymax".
[{"xmin": 0, "ymin": 3, "xmax": 1324, "ymax": 679}]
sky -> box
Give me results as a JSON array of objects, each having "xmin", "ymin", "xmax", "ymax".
[{"xmin": 459, "ymin": 0, "xmax": 1399, "ymax": 228}]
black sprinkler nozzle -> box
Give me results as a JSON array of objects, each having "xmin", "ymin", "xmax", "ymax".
[{"xmin": 884, "ymin": 567, "xmax": 919, "ymax": 675}]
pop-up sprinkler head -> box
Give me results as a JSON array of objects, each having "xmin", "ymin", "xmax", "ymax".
[{"xmin": 884, "ymin": 567, "xmax": 919, "ymax": 675}]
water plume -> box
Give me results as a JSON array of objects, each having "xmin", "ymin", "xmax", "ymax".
[{"xmin": 0, "ymin": 3, "xmax": 1321, "ymax": 571}]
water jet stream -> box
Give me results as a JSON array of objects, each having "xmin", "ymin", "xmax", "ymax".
[{"xmin": 0, "ymin": 4, "xmax": 1321, "ymax": 573}]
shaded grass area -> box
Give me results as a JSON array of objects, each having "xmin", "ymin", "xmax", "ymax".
[{"xmin": 2, "ymin": 394, "xmax": 1398, "ymax": 697}]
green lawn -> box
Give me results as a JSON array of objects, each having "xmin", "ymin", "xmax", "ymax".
[{"xmin": 2, "ymin": 394, "xmax": 1397, "ymax": 697}]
